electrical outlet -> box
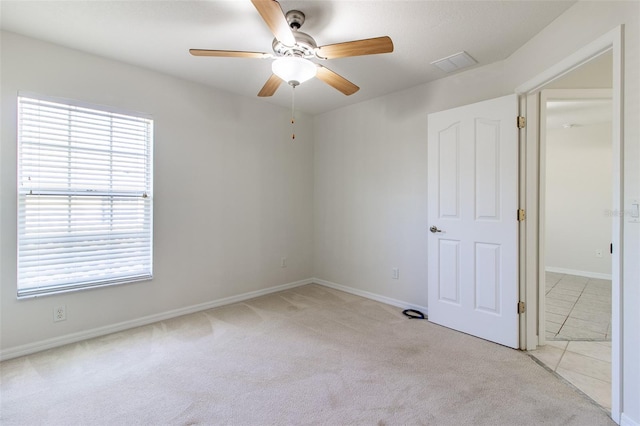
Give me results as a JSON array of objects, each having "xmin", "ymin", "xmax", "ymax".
[
  {"xmin": 281, "ymin": 257, "xmax": 287, "ymax": 268},
  {"xmin": 392, "ymin": 267, "xmax": 399, "ymax": 280},
  {"xmin": 53, "ymin": 305, "xmax": 66, "ymax": 322}
]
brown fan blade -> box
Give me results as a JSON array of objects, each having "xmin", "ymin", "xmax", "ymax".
[
  {"xmin": 317, "ymin": 36, "xmax": 394, "ymax": 59},
  {"xmin": 315, "ymin": 65, "xmax": 359, "ymax": 96},
  {"xmin": 258, "ymin": 74, "xmax": 283, "ymax": 97},
  {"xmin": 189, "ymin": 49, "xmax": 272, "ymax": 59},
  {"xmin": 251, "ymin": 0, "xmax": 296, "ymax": 47}
]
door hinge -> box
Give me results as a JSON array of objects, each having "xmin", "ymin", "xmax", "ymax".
[
  {"xmin": 518, "ymin": 301, "xmax": 526, "ymax": 314},
  {"xmin": 517, "ymin": 116, "xmax": 526, "ymax": 129},
  {"xmin": 517, "ymin": 209, "xmax": 526, "ymax": 222}
]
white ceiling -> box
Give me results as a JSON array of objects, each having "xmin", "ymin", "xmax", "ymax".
[
  {"xmin": 0, "ymin": 0, "xmax": 576, "ymax": 115},
  {"xmin": 547, "ymin": 99, "xmax": 612, "ymax": 130}
]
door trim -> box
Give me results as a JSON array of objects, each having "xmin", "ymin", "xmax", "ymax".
[{"xmin": 516, "ymin": 26, "xmax": 623, "ymax": 424}]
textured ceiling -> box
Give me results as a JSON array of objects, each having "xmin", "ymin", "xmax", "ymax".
[{"xmin": 0, "ymin": 0, "xmax": 576, "ymax": 115}]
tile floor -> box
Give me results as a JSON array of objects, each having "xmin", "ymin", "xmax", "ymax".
[
  {"xmin": 529, "ymin": 272, "xmax": 612, "ymax": 411},
  {"xmin": 530, "ymin": 340, "xmax": 612, "ymax": 410},
  {"xmin": 545, "ymin": 272, "xmax": 611, "ymax": 341}
]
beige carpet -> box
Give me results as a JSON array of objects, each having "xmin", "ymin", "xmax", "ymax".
[{"xmin": 1, "ymin": 284, "xmax": 613, "ymax": 425}]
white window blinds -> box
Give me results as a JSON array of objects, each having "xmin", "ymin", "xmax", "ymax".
[{"xmin": 17, "ymin": 95, "xmax": 153, "ymax": 297}]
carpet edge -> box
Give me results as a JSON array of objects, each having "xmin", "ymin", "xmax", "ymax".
[{"xmin": 0, "ymin": 278, "xmax": 313, "ymax": 361}]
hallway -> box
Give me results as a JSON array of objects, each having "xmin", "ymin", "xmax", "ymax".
[
  {"xmin": 529, "ymin": 273, "xmax": 612, "ymax": 411},
  {"xmin": 545, "ymin": 272, "xmax": 612, "ymax": 341}
]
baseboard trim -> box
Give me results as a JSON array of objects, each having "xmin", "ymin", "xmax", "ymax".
[
  {"xmin": 545, "ymin": 266, "xmax": 612, "ymax": 281},
  {"xmin": 3, "ymin": 278, "xmax": 428, "ymax": 360},
  {"xmin": 621, "ymin": 413, "xmax": 640, "ymax": 426},
  {"xmin": 313, "ymin": 278, "xmax": 428, "ymax": 314},
  {"xmin": 0, "ymin": 278, "xmax": 313, "ymax": 361}
]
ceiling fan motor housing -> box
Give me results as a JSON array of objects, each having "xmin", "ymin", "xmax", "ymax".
[
  {"xmin": 272, "ymin": 31, "xmax": 317, "ymax": 58},
  {"xmin": 272, "ymin": 10, "xmax": 318, "ymax": 58}
]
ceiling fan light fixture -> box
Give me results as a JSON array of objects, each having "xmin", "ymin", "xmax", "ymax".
[{"xmin": 272, "ymin": 57, "xmax": 317, "ymax": 86}]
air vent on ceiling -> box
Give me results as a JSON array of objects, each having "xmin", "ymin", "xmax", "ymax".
[{"xmin": 431, "ymin": 51, "xmax": 477, "ymax": 73}]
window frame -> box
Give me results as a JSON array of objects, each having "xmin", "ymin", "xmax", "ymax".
[{"xmin": 16, "ymin": 93, "xmax": 154, "ymax": 298}]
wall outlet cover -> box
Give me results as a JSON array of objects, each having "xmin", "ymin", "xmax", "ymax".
[
  {"xmin": 392, "ymin": 267, "xmax": 399, "ymax": 279},
  {"xmin": 53, "ymin": 305, "xmax": 66, "ymax": 322}
]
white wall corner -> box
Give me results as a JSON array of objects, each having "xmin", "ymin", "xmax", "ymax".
[{"xmin": 313, "ymin": 278, "xmax": 428, "ymax": 315}]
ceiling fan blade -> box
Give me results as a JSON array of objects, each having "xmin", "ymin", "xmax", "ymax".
[
  {"xmin": 251, "ymin": 0, "xmax": 296, "ymax": 47},
  {"xmin": 315, "ymin": 65, "xmax": 359, "ymax": 96},
  {"xmin": 258, "ymin": 74, "xmax": 283, "ymax": 97},
  {"xmin": 189, "ymin": 49, "xmax": 272, "ymax": 59},
  {"xmin": 317, "ymin": 36, "xmax": 394, "ymax": 59}
]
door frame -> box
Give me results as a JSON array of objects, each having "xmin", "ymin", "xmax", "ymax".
[{"xmin": 515, "ymin": 26, "xmax": 623, "ymax": 423}]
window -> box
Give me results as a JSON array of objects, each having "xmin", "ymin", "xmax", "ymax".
[{"xmin": 17, "ymin": 95, "xmax": 153, "ymax": 297}]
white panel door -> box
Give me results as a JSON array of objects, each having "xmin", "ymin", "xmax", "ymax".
[{"xmin": 427, "ymin": 94, "xmax": 519, "ymax": 348}]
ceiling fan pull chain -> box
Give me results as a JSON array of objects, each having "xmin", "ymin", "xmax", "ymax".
[{"xmin": 291, "ymin": 84, "xmax": 296, "ymax": 140}]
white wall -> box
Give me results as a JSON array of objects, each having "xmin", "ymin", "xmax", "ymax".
[
  {"xmin": 0, "ymin": 32, "xmax": 314, "ymax": 352},
  {"xmin": 547, "ymin": 51, "xmax": 613, "ymax": 89},
  {"xmin": 314, "ymin": 1, "xmax": 639, "ymax": 423},
  {"xmin": 313, "ymin": 61, "xmax": 508, "ymax": 308},
  {"xmin": 545, "ymin": 122, "xmax": 612, "ymax": 278}
]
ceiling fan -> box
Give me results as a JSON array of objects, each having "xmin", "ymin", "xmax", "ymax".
[{"xmin": 189, "ymin": 0, "xmax": 394, "ymax": 97}]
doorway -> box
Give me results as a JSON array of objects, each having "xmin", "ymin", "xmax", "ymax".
[
  {"xmin": 539, "ymin": 85, "xmax": 613, "ymax": 410},
  {"xmin": 516, "ymin": 29, "xmax": 621, "ymax": 420}
]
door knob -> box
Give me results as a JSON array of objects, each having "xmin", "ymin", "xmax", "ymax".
[{"xmin": 430, "ymin": 226, "xmax": 442, "ymax": 233}]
